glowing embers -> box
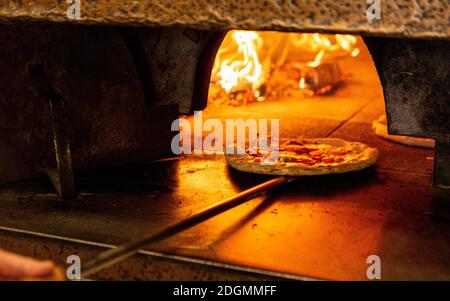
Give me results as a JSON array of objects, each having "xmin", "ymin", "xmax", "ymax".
[{"xmin": 209, "ymin": 31, "xmax": 360, "ymax": 106}]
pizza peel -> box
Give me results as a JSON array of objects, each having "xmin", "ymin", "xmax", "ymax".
[
  {"xmin": 80, "ymin": 144, "xmax": 378, "ymax": 279},
  {"xmin": 81, "ymin": 175, "xmax": 297, "ymax": 278}
]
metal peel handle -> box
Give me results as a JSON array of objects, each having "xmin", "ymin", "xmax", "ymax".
[{"xmin": 81, "ymin": 176, "xmax": 297, "ymax": 278}]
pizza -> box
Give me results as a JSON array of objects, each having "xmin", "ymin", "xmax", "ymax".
[
  {"xmin": 226, "ymin": 138, "xmax": 379, "ymax": 176},
  {"xmin": 372, "ymin": 115, "xmax": 435, "ymax": 149}
]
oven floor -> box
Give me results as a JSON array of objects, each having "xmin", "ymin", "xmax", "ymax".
[{"xmin": 0, "ymin": 54, "xmax": 449, "ymax": 280}]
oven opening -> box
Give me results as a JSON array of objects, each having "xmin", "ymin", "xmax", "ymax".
[{"xmin": 187, "ymin": 30, "xmax": 397, "ymax": 153}]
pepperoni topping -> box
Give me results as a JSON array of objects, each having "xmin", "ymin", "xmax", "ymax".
[
  {"xmin": 310, "ymin": 155, "xmax": 325, "ymax": 161},
  {"xmin": 322, "ymin": 157, "xmax": 336, "ymax": 163},
  {"xmin": 286, "ymin": 157, "xmax": 317, "ymax": 165},
  {"xmin": 284, "ymin": 146, "xmax": 319, "ymax": 154},
  {"xmin": 329, "ymin": 149, "xmax": 349, "ymax": 156},
  {"xmin": 247, "ymin": 142, "xmax": 349, "ymax": 166}
]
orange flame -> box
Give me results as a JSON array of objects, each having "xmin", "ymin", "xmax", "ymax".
[
  {"xmin": 291, "ymin": 33, "xmax": 360, "ymax": 68},
  {"xmin": 212, "ymin": 31, "xmax": 360, "ymax": 95},
  {"xmin": 212, "ymin": 31, "xmax": 265, "ymax": 94}
]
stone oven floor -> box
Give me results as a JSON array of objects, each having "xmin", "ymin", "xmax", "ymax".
[{"xmin": 0, "ymin": 55, "xmax": 449, "ymax": 280}]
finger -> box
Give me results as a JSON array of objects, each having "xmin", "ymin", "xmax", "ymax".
[
  {"xmin": 23, "ymin": 266, "xmax": 66, "ymax": 281},
  {"xmin": 0, "ymin": 249, "xmax": 54, "ymax": 279}
]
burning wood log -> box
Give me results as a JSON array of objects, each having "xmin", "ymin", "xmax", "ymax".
[
  {"xmin": 298, "ymin": 61, "xmax": 342, "ymax": 95},
  {"xmin": 209, "ymin": 31, "xmax": 358, "ymax": 106}
]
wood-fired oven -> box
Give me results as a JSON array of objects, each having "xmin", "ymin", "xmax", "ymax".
[{"xmin": 0, "ymin": 0, "xmax": 448, "ymax": 280}]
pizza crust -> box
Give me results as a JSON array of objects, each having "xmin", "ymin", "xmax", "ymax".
[
  {"xmin": 372, "ymin": 115, "xmax": 435, "ymax": 149},
  {"xmin": 226, "ymin": 138, "xmax": 379, "ymax": 176}
]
